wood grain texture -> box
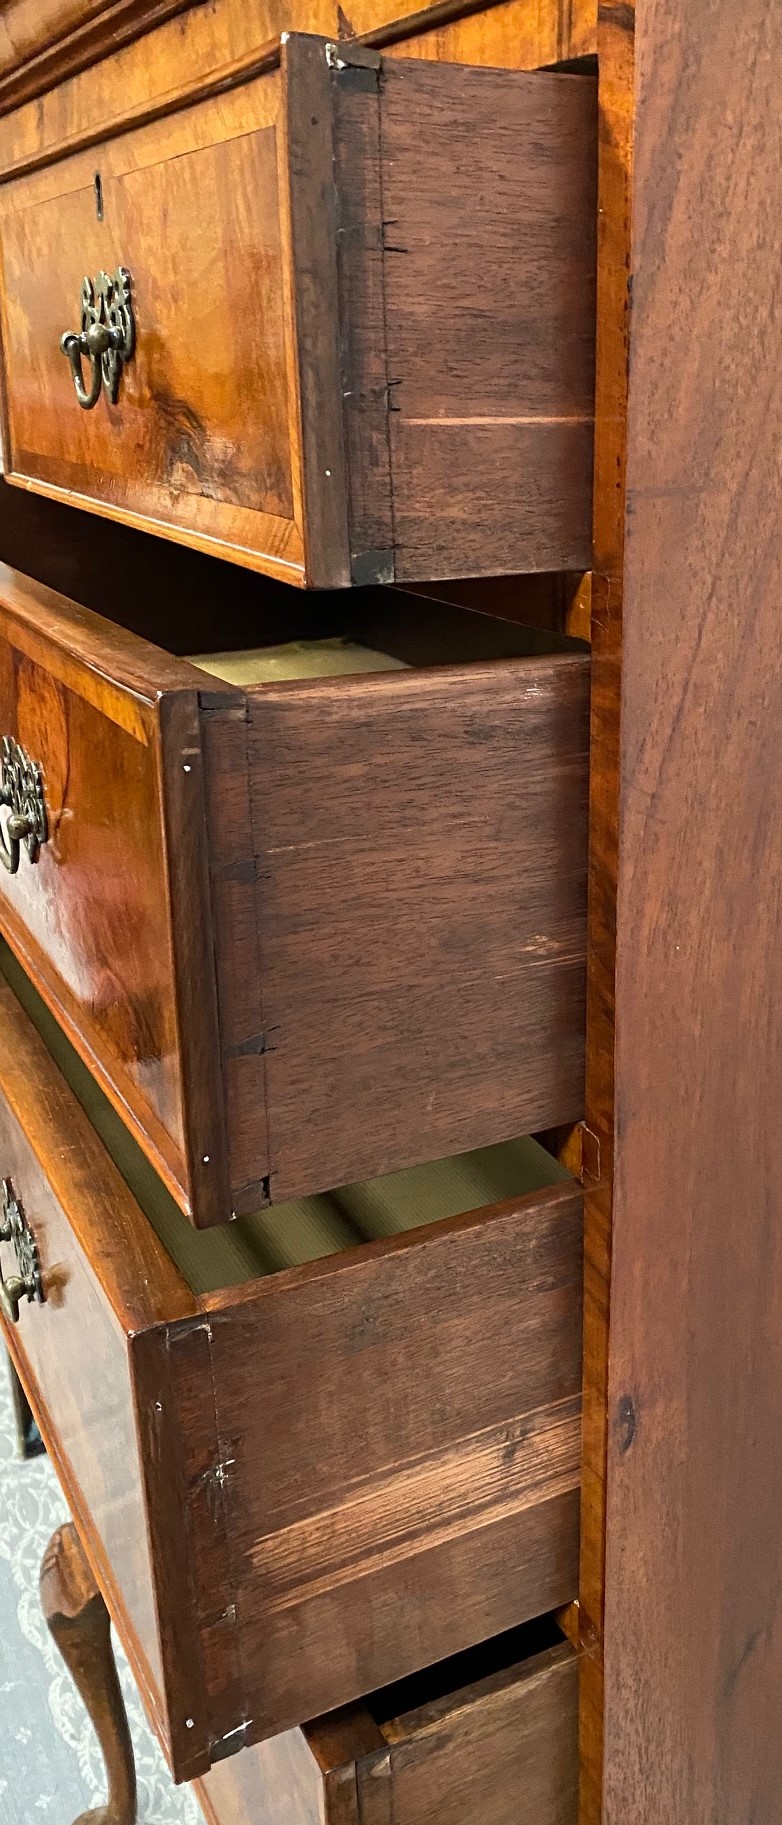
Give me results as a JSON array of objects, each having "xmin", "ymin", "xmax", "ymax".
[
  {"xmin": 331, "ymin": 55, "xmax": 597, "ymax": 581},
  {"xmin": 0, "ymin": 568, "xmax": 588, "ymax": 1219},
  {"xmin": 0, "ymin": 43, "xmax": 596, "ymax": 585},
  {"xmin": 0, "ymin": 0, "xmax": 192, "ymax": 114},
  {"xmin": 0, "ymin": 976, "xmax": 198, "ymax": 1766},
  {"xmin": 0, "ymin": 966, "xmax": 583, "ymax": 1772},
  {"xmin": 379, "ymin": 0, "xmax": 595, "ymax": 65},
  {"xmin": 41, "ymin": 1521, "xmax": 138, "ymax": 1825},
  {"xmin": 196, "ymin": 1630, "xmax": 578, "ymax": 1825},
  {"xmin": 0, "ymin": 70, "xmax": 308, "ymax": 583},
  {"xmin": 577, "ymin": 2, "xmax": 633, "ymax": 1819},
  {"xmin": 284, "ymin": 33, "xmax": 351, "ymax": 587},
  {"xmin": 0, "ymin": 0, "xmax": 597, "ymax": 187},
  {"xmin": 243, "ymin": 650, "xmax": 589, "ymax": 1200},
  {"xmin": 188, "ymin": 1184, "xmax": 582, "ymax": 1744},
  {"xmin": 599, "ymin": 3, "xmax": 782, "ymax": 1824},
  {"xmin": 0, "ymin": 565, "xmax": 231, "ymax": 1223}
]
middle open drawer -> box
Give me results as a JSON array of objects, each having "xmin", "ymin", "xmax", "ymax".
[
  {"xmin": 0, "ymin": 568, "xmax": 589, "ymax": 1226},
  {"xmin": 0, "ymin": 953, "xmax": 582, "ymax": 1780}
]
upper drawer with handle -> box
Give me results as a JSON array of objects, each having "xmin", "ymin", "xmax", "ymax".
[
  {"xmin": 0, "ymin": 566, "xmax": 589, "ymax": 1227},
  {"xmin": 0, "ymin": 37, "xmax": 597, "ymax": 586}
]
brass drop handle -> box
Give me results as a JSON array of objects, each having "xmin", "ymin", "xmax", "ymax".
[
  {"xmin": 0, "ymin": 736, "xmax": 48, "ymax": 875},
  {"xmin": 60, "ymin": 267, "xmax": 135, "ymax": 411},
  {"xmin": 0, "ymin": 1178, "xmax": 44, "ymax": 1325}
]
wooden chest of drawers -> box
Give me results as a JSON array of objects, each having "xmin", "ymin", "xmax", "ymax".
[
  {"xmin": 0, "ymin": 953, "xmax": 583, "ymax": 1778},
  {"xmin": 0, "ymin": 37, "xmax": 596, "ymax": 586},
  {"xmin": 0, "ymin": 566, "xmax": 589, "ymax": 1225}
]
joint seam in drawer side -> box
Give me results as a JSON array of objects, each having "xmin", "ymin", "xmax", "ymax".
[
  {"xmin": 156, "ymin": 692, "xmax": 233, "ymax": 1227},
  {"xmin": 130, "ymin": 1314, "xmax": 251, "ymax": 1777},
  {"xmin": 199, "ymin": 692, "xmax": 272, "ymax": 1210},
  {"xmin": 161, "ymin": 1182, "xmax": 582, "ymax": 1751},
  {"xmin": 331, "ymin": 47, "xmax": 396, "ymax": 584}
]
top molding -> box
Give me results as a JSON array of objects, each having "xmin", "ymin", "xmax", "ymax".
[{"xmin": 0, "ymin": 0, "xmax": 195, "ymax": 113}]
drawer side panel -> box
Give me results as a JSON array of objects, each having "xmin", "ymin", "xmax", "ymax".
[
  {"xmin": 248, "ymin": 654, "xmax": 589, "ymax": 1201},
  {"xmin": 190, "ymin": 1184, "xmax": 583, "ymax": 1747},
  {"xmin": 376, "ymin": 61, "xmax": 597, "ymax": 578}
]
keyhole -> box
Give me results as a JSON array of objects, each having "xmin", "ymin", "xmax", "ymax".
[{"xmin": 94, "ymin": 171, "xmax": 104, "ymax": 222}]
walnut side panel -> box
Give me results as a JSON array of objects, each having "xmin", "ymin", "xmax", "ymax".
[
  {"xmin": 383, "ymin": 1641, "xmax": 579, "ymax": 1825},
  {"xmin": 249, "ymin": 655, "xmax": 589, "ymax": 1200},
  {"xmin": 601, "ymin": 4, "xmax": 782, "ymax": 1823},
  {"xmin": 195, "ymin": 1186, "xmax": 583, "ymax": 1743},
  {"xmin": 378, "ymin": 60, "xmax": 597, "ymax": 579}
]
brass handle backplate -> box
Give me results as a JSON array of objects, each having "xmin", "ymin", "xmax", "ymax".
[
  {"xmin": 60, "ymin": 267, "xmax": 135, "ymax": 410},
  {"xmin": 0, "ymin": 1178, "xmax": 44, "ymax": 1325},
  {"xmin": 0, "ymin": 736, "xmax": 47, "ymax": 875}
]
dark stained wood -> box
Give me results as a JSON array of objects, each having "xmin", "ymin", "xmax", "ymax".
[
  {"xmin": 184, "ymin": 1187, "xmax": 582, "ymax": 1742},
  {"xmin": 196, "ymin": 1626, "xmax": 579, "ymax": 1825},
  {"xmin": 0, "ymin": 969, "xmax": 583, "ymax": 1773},
  {"xmin": 4, "ymin": 1340, "xmax": 43, "ymax": 1455},
  {"xmin": 597, "ymin": 3, "xmax": 782, "ymax": 1823},
  {"xmin": 330, "ymin": 53, "xmax": 596, "ymax": 582},
  {"xmin": 41, "ymin": 1522, "xmax": 138, "ymax": 1825},
  {"xmin": 331, "ymin": 44, "xmax": 394, "ymax": 581},
  {"xmin": 285, "ymin": 34, "xmax": 351, "ymax": 588},
  {"xmin": 243, "ymin": 651, "xmax": 589, "ymax": 1200},
  {"xmin": 576, "ymin": 2, "xmax": 632, "ymax": 1819},
  {"xmin": 0, "ymin": 43, "xmax": 596, "ymax": 586},
  {"xmin": 373, "ymin": 59, "xmax": 596, "ymax": 578}
]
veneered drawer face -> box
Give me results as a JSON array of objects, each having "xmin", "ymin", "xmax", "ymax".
[
  {"xmin": 0, "ymin": 567, "xmax": 589, "ymax": 1226},
  {"xmin": 0, "ymin": 968, "xmax": 583, "ymax": 1779},
  {"xmin": 0, "ymin": 71, "xmax": 303, "ymax": 577},
  {"xmin": 0, "ymin": 570, "xmax": 227, "ymax": 1223},
  {"xmin": 0, "ymin": 39, "xmax": 596, "ymax": 586}
]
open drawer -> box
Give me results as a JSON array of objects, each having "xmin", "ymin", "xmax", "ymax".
[
  {"xmin": 0, "ymin": 37, "xmax": 596, "ymax": 586},
  {"xmin": 0, "ymin": 950, "xmax": 582, "ymax": 1779},
  {"xmin": 198, "ymin": 1617, "xmax": 579, "ymax": 1824},
  {"xmin": 0, "ymin": 566, "xmax": 589, "ymax": 1226}
]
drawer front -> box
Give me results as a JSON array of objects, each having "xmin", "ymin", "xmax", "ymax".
[
  {"xmin": 0, "ymin": 972, "xmax": 583, "ymax": 1778},
  {"xmin": 0, "ymin": 67, "xmax": 307, "ymax": 581},
  {"xmin": 0, "ymin": 976, "xmax": 198, "ymax": 1766},
  {"xmin": 198, "ymin": 1633, "xmax": 579, "ymax": 1825},
  {"xmin": 0, "ymin": 567, "xmax": 231, "ymax": 1223},
  {"xmin": 0, "ymin": 39, "xmax": 596, "ymax": 586}
]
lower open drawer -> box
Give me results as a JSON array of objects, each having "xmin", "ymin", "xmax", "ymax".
[
  {"xmin": 0, "ymin": 946, "xmax": 582, "ymax": 1780},
  {"xmin": 198, "ymin": 1617, "xmax": 579, "ymax": 1825}
]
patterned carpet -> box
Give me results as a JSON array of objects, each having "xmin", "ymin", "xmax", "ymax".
[{"xmin": 0, "ymin": 1354, "xmax": 200, "ymax": 1824}]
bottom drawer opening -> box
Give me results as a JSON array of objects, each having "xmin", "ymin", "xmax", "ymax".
[{"xmin": 367, "ymin": 1608, "xmax": 569, "ymax": 1727}]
